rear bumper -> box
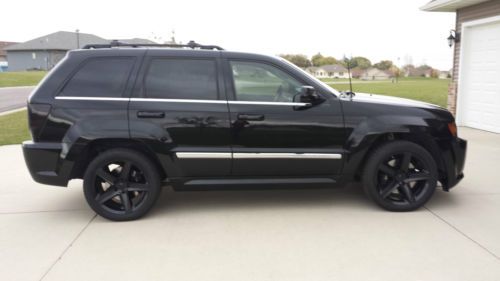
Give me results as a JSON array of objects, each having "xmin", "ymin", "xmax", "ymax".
[
  {"xmin": 22, "ymin": 141, "xmax": 73, "ymax": 187},
  {"xmin": 440, "ymin": 137, "xmax": 467, "ymax": 190}
]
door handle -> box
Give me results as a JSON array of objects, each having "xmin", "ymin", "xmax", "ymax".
[
  {"xmin": 137, "ymin": 111, "xmax": 165, "ymax": 118},
  {"xmin": 237, "ymin": 114, "xmax": 265, "ymax": 121}
]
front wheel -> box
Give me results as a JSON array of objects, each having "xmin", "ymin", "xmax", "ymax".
[
  {"xmin": 362, "ymin": 141, "xmax": 438, "ymax": 211},
  {"xmin": 83, "ymin": 149, "xmax": 161, "ymax": 221}
]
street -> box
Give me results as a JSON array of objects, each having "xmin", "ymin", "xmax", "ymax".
[{"xmin": 0, "ymin": 86, "xmax": 34, "ymax": 113}]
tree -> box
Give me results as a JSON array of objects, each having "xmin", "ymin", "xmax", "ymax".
[
  {"xmin": 402, "ymin": 64, "xmax": 415, "ymax": 77},
  {"xmin": 373, "ymin": 60, "xmax": 393, "ymax": 70},
  {"xmin": 311, "ymin": 53, "xmax": 338, "ymax": 66},
  {"xmin": 342, "ymin": 56, "xmax": 371, "ymax": 69},
  {"xmin": 278, "ymin": 54, "xmax": 311, "ymax": 68},
  {"xmin": 311, "ymin": 53, "xmax": 324, "ymax": 66}
]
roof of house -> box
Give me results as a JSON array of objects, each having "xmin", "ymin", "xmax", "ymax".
[
  {"xmin": 4, "ymin": 31, "xmax": 155, "ymax": 51},
  {"xmin": 318, "ymin": 64, "xmax": 347, "ymax": 72},
  {"xmin": 5, "ymin": 31, "xmax": 108, "ymax": 51},
  {"xmin": 421, "ymin": 0, "xmax": 490, "ymax": 12},
  {"xmin": 0, "ymin": 41, "xmax": 18, "ymax": 57},
  {"xmin": 114, "ymin": 38, "xmax": 156, "ymax": 44}
]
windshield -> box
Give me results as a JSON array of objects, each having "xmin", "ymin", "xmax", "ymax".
[{"xmin": 279, "ymin": 58, "xmax": 341, "ymax": 96}]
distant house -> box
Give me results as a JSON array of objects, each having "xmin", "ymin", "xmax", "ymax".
[
  {"xmin": 360, "ymin": 68, "xmax": 393, "ymax": 80},
  {"xmin": 306, "ymin": 64, "xmax": 350, "ymax": 78},
  {"xmin": 5, "ymin": 31, "xmax": 154, "ymax": 71},
  {"xmin": 438, "ymin": 70, "xmax": 451, "ymax": 79},
  {"xmin": 0, "ymin": 41, "xmax": 17, "ymax": 71},
  {"xmin": 350, "ymin": 67, "xmax": 365, "ymax": 79}
]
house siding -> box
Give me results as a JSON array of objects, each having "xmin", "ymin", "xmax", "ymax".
[
  {"xmin": 450, "ymin": 0, "xmax": 500, "ymax": 114},
  {"xmin": 6, "ymin": 50, "xmax": 66, "ymax": 71}
]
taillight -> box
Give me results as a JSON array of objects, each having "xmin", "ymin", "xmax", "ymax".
[
  {"xmin": 448, "ymin": 122, "xmax": 458, "ymax": 137},
  {"xmin": 27, "ymin": 103, "xmax": 51, "ymax": 142}
]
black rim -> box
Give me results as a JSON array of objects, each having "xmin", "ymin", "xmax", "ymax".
[
  {"xmin": 92, "ymin": 160, "xmax": 150, "ymax": 215},
  {"xmin": 375, "ymin": 152, "xmax": 432, "ymax": 206}
]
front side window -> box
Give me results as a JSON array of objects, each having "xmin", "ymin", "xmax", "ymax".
[
  {"xmin": 230, "ymin": 61, "xmax": 303, "ymax": 102},
  {"xmin": 60, "ymin": 57, "xmax": 134, "ymax": 97},
  {"xmin": 144, "ymin": 59, "xmax": 218, "ymax": 100}
]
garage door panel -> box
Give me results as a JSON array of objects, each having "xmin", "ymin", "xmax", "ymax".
[{"xmin": 458, "ymin": 20, "xmax": 500, "ymax": 133}]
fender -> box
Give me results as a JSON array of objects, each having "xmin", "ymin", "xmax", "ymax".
[{"xmin": 341, "ymin": 114, "xmax": 446, "ymax": 180}]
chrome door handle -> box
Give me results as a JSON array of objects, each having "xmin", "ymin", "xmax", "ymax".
[{"xmin": 237, "ymin": 114, "xmax": 265, "ymax": 121}]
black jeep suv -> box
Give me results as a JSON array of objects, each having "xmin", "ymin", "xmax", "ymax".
[{"xmin": 22, "ymin": 41, "xmax": 467, "ymax": 221}]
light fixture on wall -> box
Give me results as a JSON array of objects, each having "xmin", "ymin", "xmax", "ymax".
[{"xmin": 447, "ymin": 30, "xmax": 460, "ymax": 48}]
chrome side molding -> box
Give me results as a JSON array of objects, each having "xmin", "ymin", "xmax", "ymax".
[{"xmin": 175, "ymin": 152, "xmax": 342, "ymax": 160}]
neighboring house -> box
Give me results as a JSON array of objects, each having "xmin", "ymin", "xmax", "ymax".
[
  {"xmin": 404, "ymin": 66, "xmax": 433, "ymax": 77},
  {"xmin": 360, "ymin": 68, "xmax": 393, "ymax": 80},
  {"xmin": 0, "ymin": 41, "xmax": 17, "ymax": 72},
  {"xmin": 438, "ymin": 69, "xmax": 451, "ymax": 79},
  {"xmin": 306, "ymin": 64, "xmax": 350, "ymax": 78},
  {"xmin": 422, "ymin": 0, "xmax": 500, "ymax": 133},
  {"xmin": 5, "ymin": 31, "xmax": 154, "ymax": 71},
  {"xmin": 350, "ymin": 67, "xmax": 365, "ymax": 79}
]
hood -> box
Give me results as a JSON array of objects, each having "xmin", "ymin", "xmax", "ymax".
[{"xmin": 342, "ymin": 92, "xmax": 445, "ymax": 110}]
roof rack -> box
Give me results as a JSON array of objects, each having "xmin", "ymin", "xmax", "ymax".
[{"xmin": 82, "ymin": 40, "xmax": 224, "ymax": 50}]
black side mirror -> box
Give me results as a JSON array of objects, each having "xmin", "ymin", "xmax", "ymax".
[{"xmin": 296, "ymin": 86, "xmax": 321, "ymax": 104}]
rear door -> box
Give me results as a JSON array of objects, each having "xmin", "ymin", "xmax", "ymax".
[
  {"xmin": 129, "ymin": 50, "xmax": 232, "ymax": 178},
  {"xmin": 223, "ymin": 56, "xmax": 345, "ymax": 177}
]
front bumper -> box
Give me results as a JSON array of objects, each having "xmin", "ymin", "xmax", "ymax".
[
  {"xmin": 22, "ymin": 141, "xmax": 73, "ymax": 187},
  {"xmin": 440, "ymin": 137, "xmax": 467, "ymax": 190}
]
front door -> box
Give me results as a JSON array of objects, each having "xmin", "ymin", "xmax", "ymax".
[
  {"xmin": 224, "ymin": 59, "xmax": 345, "ymax": 176},
  {"xmin": 129, "ymin": 51, "xmax": 232, "ymax": 178}
]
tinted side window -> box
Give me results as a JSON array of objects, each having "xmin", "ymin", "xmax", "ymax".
[
  {"xmin": 144, "ymin": 59, "xmax": 218, "ymax": 100},
  {"xmin": 230, "ymin": 61, "xmax": 303, "ymax": 102},
  {"xmin": 61, "ymin": 57, "xmax": 134, "ymax": 97}
]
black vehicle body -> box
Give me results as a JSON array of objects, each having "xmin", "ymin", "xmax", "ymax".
[{"xmin": 23, "ymin": 45, "xmax": 466, "ymax": 213}]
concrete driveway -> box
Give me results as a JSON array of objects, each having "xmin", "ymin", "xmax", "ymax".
[
  {"xmin": 1, "ymin": 127, "xmax": 499, "ymax": 281},
  {"xmin": 0, "ymin": 86, "xmax": 34, "ymax": 113}
]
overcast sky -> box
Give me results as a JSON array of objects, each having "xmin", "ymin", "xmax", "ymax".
[{"xmin": 1, "ymin": 0, "xmax": 455, "ymax": 69}]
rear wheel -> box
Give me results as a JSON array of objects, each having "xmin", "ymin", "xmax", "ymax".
[
  {"xmin": 362, "ymin": 141, "xmax": 438, "ymax": 211},
  {"xmin": 83, "ymin": 149, "xmax": 161, "ymax": 221}
]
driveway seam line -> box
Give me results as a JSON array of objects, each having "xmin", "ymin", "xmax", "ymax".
[
  {"xmin": 39, "ymin": 214, "xmax": 97, "ymax": 281},
  {"xmin": 425, "ymin": 206, "xmax": 500, "ymax": 262}
]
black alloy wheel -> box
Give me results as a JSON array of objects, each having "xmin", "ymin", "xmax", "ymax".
[
  {"xmin": 83, "ymin": 149, "xmax": 161, "ymax": 221},
  {"xmin": 363, "ymin": 141, "xmax": 438, "ymax": 211}
]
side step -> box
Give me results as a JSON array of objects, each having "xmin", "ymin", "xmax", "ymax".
[{"xmin": 172, "ymin": 177, "xmax": 337, "ymax": 191}]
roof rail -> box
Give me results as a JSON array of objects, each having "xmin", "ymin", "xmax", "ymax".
[{"xmin": 82, "ymin": 40, "xmax": 224, "ymax": 50}]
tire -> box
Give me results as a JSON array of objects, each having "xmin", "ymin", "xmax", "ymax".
[
  {"xmin": 83, "ymin": 148, "xmax": 162, "ymax": 221},
  {"xmin": 362, "ymin": 140, "xmax": 438, "ymax": 211}
]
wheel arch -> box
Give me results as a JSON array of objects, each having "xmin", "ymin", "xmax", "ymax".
[
  {"xmin": 67, "ymin": 138, "xmax": 167, "ymax": 181},
  {"xmin": 345, "ymin": 131, "xmax": 447, "ymax": 184}
]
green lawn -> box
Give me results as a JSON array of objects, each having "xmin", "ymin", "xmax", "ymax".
[
  {"xmin": 0, "ymin": 71, "xmax": 47, "ymax": 87},
  {"xmin": 0, "ymin": 110, "xmax": 31, "ymax": 145},
  {"xmin": 325, "ymin": 77, "xmax": 449, "ymax": 107}
]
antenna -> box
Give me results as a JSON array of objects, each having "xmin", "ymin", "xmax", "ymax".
[{"xmin": 343, "ymin": 55, "xmax": 354, "ymax": 96}]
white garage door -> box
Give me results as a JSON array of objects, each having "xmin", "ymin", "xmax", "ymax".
[{"xmin": 457, "ymin": 18, "xmax": 500, "ymax": 133}]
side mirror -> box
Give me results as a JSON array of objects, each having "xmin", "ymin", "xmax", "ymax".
[{"xmin": 296, "ymin": 86, "xmax": 321, "ymax": 104}]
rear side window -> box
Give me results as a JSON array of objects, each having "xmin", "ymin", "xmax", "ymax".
[
  {"xmin": 144, "ymin": 59, "xmax": 218, "ymax": 100},
  {"xmin": 60, "ymin": 57, "xmax": 134, "ymax": 97}
]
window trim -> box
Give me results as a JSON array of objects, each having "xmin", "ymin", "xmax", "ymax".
[
  {"xmin": 57, "ymin": 56, "xmax": 136, "ymax": 98},
  {"xmin": 140, "ymin": 56, "xmax": 221, "ymax": 101}
]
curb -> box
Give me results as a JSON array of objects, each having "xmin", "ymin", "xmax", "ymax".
[{"xmin": 0, "ymin": 107, "xmax": 27, "ymax": 116}]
